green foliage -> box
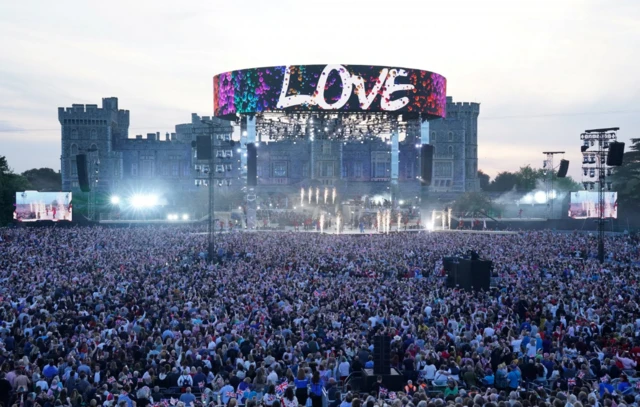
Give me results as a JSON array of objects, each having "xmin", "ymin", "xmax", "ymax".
[
  {"xmin": 484, "ymin": 165, "xmax": 580, "ymax": 193},
  {"xmin": 0, "ymin": 156, "xmax": 32, "ymax": 225},
  {"xmin": 21, "ymin": 168, "xmax": 62, "ymax": 191},
  {"xmin": 477, "ymin": 170, "xmax": 491, "ymax": 191},
  {"xmin": 452, "ymin": 191, "xmax": 495, "ymax": 214}
]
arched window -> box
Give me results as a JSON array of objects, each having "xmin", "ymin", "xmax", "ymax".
[
  {"xmin": 431, "ymin": 131, "xmax": 436, "ymax": 141},
  {"xmin": 90, "ymin": 143, "xmax": 98, "ymax": 151},
  {"xmin": 70, "ymin": 144, "xmax": 78, "ymax": 156},
  {"xmin": 90, "ymin": 129, "xmax": 97, "ymax": 140},
  {"xmin": 70, "ymin": 129, "xmax": 78, "ymax": 139},
  {"xmin": 448, "ymin": 131, "xmax": 454, "ymax": 141},
  {"xmin": 448, "ymin": 145, "xmax": 453, "ymax": 155}
]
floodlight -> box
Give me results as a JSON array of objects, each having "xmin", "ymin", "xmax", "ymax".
[
  {"xmin": 110, "ymin": 196, "xmax": 120, "ymax": 205},
  {"xmin": 182, "ymin": 214, "xmax": 189, "ymax": 220},
  {"xmin": 534, "ymin": 191, "xmax": 547, "ymax": 204}
]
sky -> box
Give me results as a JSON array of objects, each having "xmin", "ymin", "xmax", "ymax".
[{"xmin": 1, "ymin": 0, "xmax": 639, "ymax": 181}]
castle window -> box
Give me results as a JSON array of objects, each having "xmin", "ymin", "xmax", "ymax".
[
  {"xmin": 448, "ymin": 131, "xmax": 453, "ymax": 141},
  {"xmin": 225, "ymin": 164, "xmax": 232, "ymax": 172},
  {"xmin": 90, "ymin": 143, "xmax": 98, "ymax": 153},
  {"xmin": 70, "ymin": 129, "xmax": 78, "ymax": 139},
  {"xmin": 302, "ymin": 162, "xmax": 309, "ymax": 177},
  {"xmin": 272, "ymin": 162, "xmax": 287, "ymax": 178},
  {"xmin": 72, "ymin": 181, "xmax": 79, "ymax": 188},
  {"xmin": 322, "ymin": 141, "xmax": 331, "ymax": 155},
  {"xmin": 448, "ymin": 145, "xmax": 453, "ymax": 155},
  {"xmin": 430, "ymin": 131, "xmax": 436, "ymax": 142},
  {"xmin": 320, "ymin": 161, "xmax": 334, "ymax": 177},
  {"xmin": 131, "ymin": 163, "xmax": 138, "ymax": 176},
  {"xmin": 90, "ymin": 129, "xmax": 97, "ymax": 140},
  {"xmin": 70, "ymin": 144, "xmax": 78, "ymax": 156},
  {"xmin": 354, "ymin": 161, "xmax": 363, "ymax": 178},
  {"xmin": 171, "ymin": 163, "xmax": 179, "ymax": 177},
  {"xmin": 434, "ymin": 162, "xmax": 453, "ymax": 177}
]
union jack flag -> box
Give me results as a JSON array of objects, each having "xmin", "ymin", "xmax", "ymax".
[
  {"xmin": 225, "ymin": 392, "xmax": 236, "ymax": 399},
  {"xmin": 107, "ymin": 377, "xmax": 116, "ymax": 384},
  {"xmin": 577, "ymin": 372, "xmax": 585, "ymax": 379},
  {"xmin": 138, "ymin": 378, "xmax": 143, "ymax": 383},
  {"xmin": 601, "ymin": 375, "xmax": 610, "ymax": 383},
  {"xmin": 198, "ymin": 381, "xmax": 204, "ymax": 389},
  {"xmin": 379, "ymin": 387, "xmax": 388, "ymax": 397},
  {"xmin": 568, "ymin": 378, "xmax": 576, "ymax": 386},
  {"xmin": 389, "ymin": 392, "xmax": 397, "ymax": 400},
  {"xmin": 276, "ymin": 381, "xmax": 289, "ymax": 396},
  {"xmin": 170, "ymin": 398, "xmax": 178, "ymax": 406}
]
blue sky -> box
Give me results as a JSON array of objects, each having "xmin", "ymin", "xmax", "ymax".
[{"xmin": 1, "ymin": 0, "xmax": 638, "ymax": 181}]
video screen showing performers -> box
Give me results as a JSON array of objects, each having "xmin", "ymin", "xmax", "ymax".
[
  {"xmin": 568, "ymin": 191, "xmax": 617, "ymax": 219},
  {"xmin": 14, "ymin": 191, "xmax": 73, "ymax": 222}
]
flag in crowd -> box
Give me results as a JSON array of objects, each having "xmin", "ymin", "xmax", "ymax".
[
  {"xmin": 389, "ymin": 392, "xmax": 397, "ymax": 400},
  {"xmin": 379, "ymin": 387, "xmax": 388, "ymax": 397},
  {"xmin": 568, "ymin": 378, "xmax": 576, "ymax": 386}
]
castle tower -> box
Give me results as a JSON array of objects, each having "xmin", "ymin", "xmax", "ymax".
[{"xmin": 58, "ymin": 97, "xmax": 130, "ymax": 192}]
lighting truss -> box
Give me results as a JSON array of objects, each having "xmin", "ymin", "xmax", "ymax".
[{"xmin": 253, "ymin": 112, "xmax": 422, "ymax": 141}]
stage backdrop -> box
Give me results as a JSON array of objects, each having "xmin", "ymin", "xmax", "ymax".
[
  {"xmin": 569, "ymin": 191, "xmax": 617, "ymax": 219},
  {"xmin": 14, "ymin": 191, "xmax": 72, "ymax": 222},
  {"xmin": 213, "ymin": 64, "xmax": 447, "ymax": 119}
]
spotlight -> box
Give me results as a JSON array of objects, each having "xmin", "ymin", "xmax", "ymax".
[
  {"xmin": 534, "ymin": 191, "xmax": 547, "ymax": 204},
  {"xmin": 110, "ymin": 196, "xmax": 120, "ymax": 205},
  {"xmin": 182, "ymin": 214, "xmax": 189, "ymax": 220}
]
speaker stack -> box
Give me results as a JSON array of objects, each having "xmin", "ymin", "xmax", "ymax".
[
  {"xmin": 607, "ymin": 142, "xmax": 625, "ymax": 167},
  {"xmin": 246, "ymin": 143, "xmax": 257, "ymax": 186},
  {"xmin": 373, "ymin": 335, "xmax": 391, "ymax": 375},
  {"xmin": 196, "ymin": 135, "xmax": 212, "ymax": 160},
  {"xmin": 420, "ymin": 145, "xmax": 434, "ymax": 185},
  {"xmin": 444, "ymin": 257, "xmax": 492, "ymax": 292},
  {"xmin": 76, "ymin": 154, "xmax": 90, "ymax": 193}
]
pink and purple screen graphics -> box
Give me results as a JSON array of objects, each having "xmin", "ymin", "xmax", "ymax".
[
  {"xmin": 213, "ymin": 64, "xmax": 446, "ymax": 119},
  {"xmin": 14, "ymin": 191, "xmax": 73, "ymax": 222},
  {"xmin": 569, "ymin": 191, "xmax": 617, "ymax": 219}
]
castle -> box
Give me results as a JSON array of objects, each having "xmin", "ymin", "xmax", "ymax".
[{"xmin": 59, "ymin": 97, "xmax": 479, "ymax": 214}]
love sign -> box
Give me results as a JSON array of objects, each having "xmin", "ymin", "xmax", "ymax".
[{"xmin": 213, "ymin": 64, "xmax": 447, "ymax": 119}]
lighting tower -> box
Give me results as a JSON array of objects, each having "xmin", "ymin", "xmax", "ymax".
[
  {"xmin": 580, "ymin": 127, "xmax": 619, "ymax": 263},
  {"xmin": 542, "ymin": 151, "xmax": 564, "ymax": 218}
]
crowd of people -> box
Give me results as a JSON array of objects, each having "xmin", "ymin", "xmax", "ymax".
[{"xmin": 1, "ymin": 226, "xmax": 640, "ymax": 407}]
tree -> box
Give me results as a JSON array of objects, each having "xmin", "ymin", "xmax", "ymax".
[
  {"xmin": 486, "ymin": 171, "xmax": 518, "ymax": 192},
  {"xmin": 477, "ymin": 170, "xmax": 491, "ymax": 191},
  {"xmin": 611, "ymin": 138, "xmax": 640, "ymax": 211},
  {"xmin": 0, "ymin": 156, "xmax": 32, "ymax": 225},
  {"xmin": 514, "ymin": 165, "xmax": 544, "ymax": 193},
  {"xmin": 21, "ymin": 168, "xmax": 61, "ymax": 191},
  {"xmin": 452, "ymin": 192, "xmax": 495, "ymax": 215}
]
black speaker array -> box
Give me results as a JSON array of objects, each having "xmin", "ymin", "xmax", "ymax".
[
  {"xmin": 76, "ymin": 154, "xmax": 90, "ymax": 192},
  {"xmin": 196, "ymin": 135, "xmax": 212, "ymax": 160},
  {"xmin": 557, "ymin": 160, "xmax": 569, "ymax": 178},
  {"xmin": 444, "ymin": 257, "xmax": 492, "ymax": 292},
  {"xmin": 373, "ymin": 335, "xmax": 391, "ymax": 375},
  {"xmin": 420, "ymin": 144, "xmax": 434, "ymax": 185},
  {"xmin": 247, "ymin": 143, "xmax": 257, "ymax": 186},
  {"xmin": 607, "ymin": 142, "xmax": 625, "ymax": 167}
]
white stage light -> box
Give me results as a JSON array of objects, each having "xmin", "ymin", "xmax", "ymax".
[
  {"xmin": 399, "ymin": 200, "xmax": 405, "ymax": 205},
  {"xmin": 534, "ymin": 191, "xmax": 547, "ymax": 204},
  {"xmin": 131, "ymin": 194, "xmax": 158, "ymax": 208},
  {"xmin": 426, "ymin": 222, "xmax": 434, "ymax": 231},
  {"xmin": 131, "ymin": 195, "xmax": 145, "ymax": 208},
  {"xmin": 110, "ymin": 196, "xmax": 120, "ymax": 204},
  {"xmin": 182, "ymin": 214, "xmax": 189, "ymax": 220},
  {"xmin": 521, "ymin": 194, "xmax": 533, "ymax": 204},
  {"xmin": 167, "ymin": 214, "xmax": 173, "ymax": 221}
]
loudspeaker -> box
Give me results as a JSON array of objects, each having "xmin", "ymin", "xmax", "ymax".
[
  {"xmin": 196, "ymin": 135, "xmax": 212, "ymax": 160},
  {"xmin": 76, "ymin": 154, "xmax": 90, "ymax": 193},
  {"xmin": 420, "ymin": 145, "xmax": 434, "ymax": 185},
  {"xmin": 373, "ymin": 335, "xmax": 391, "ymax": 375},
  {"xmin": 443, "ymin": 257, "xmax": 458, "ymax": 288},
  {"xmin": 557, "ymin": 160, "xmax": 569, "ymax": 178},
  {"xmin": 607, "ymin": 142, "xmax": 625, "ymax": 166},
  {"xmin": 456, "ymin": 259, "xmax": 492, "ymax": 292},
  {"xmin": 247, "ymin": 143, "xmax": 257, "ymax": 186}
]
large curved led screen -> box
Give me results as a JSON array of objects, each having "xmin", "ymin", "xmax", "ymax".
[{"xmin": 213, "ymin": 64, "xmax": 446, "ymax": 119}]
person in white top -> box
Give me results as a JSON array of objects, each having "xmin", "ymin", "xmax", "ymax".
[{"xmin": 421, "ymin": 361, "xmax": 437, "ymax": 380}]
